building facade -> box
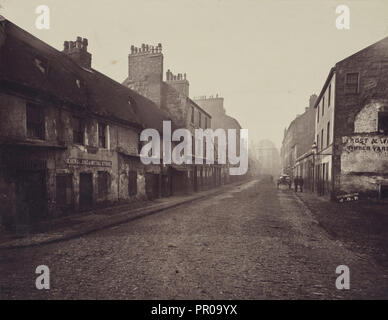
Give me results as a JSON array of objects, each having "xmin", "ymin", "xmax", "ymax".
[
  {"xmin": 122, "ymin": 44, "xmax": 214, "ymax": 194},
  {"xmin": 280, "ymin": 95, "xmax": 317, "ymax": 190},
  {"xmin": 0, "ymin": 19, "xmax": 170, "ymax": 231},
  {"xmin": 193, "ymin": 95, "xmax": 243, "ymax": 184},
  {"xmin": 281, "ymin": 36, "xmax": 388, "ymax": 200},
  {"xmin": 313, "ymin": 36, "xmax": 388, "ymax": 199}
]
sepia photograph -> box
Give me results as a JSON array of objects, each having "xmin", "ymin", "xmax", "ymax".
[{"xmin": 0, "ymin": 0, "xmax": 388, "ymax": 309}]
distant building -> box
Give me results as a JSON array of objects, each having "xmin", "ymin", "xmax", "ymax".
[
  {"xmin": 192, "ymin": 95, "xmax": 243, "ymax": 184},
  {"xmin": 255, "ymin": 140, "xmax": 280, "ymax": 178},
  {"xmin": 280, "ymin": 94, "xmax": 317, "ymax": 189}
]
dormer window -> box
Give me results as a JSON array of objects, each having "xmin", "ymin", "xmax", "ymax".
[{"xmin": 34, "ymin": 57, "xmax": 48, "ymax": 75}]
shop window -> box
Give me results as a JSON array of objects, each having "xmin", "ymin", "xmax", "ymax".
[
  {"xmin": 73, "ymin": 117, "xmax": 84, "ymax": 145},
  {"xmin": 26, "ymin": 103, "xmax": 45, "ymax": 140},
  {"xmin": 97, "ymin": 171, "xmax": 109, "ymax": 199},
  {"xmin": 128, "ymin": 171, "xmax": 137, "ymax": 196}
]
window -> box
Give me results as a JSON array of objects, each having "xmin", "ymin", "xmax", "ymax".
[
  {"xmin": 192, "ymin": 136, "xmax": 195, "ymax": 156},
  {"xmin": 322, "ymin": 97, "xmax": 325, "ymax": 116},
  {"xmin": 98, "ymin": 122, "xmax": 107, "ymax": 148},
  {"xmin": 378, "ymin": 112, "xmax": 388, "ymax": 133},
  {"xmin": 73, "ymin": 117, "xmax": 84, "ymax": 145},
  {"xmin": 191, "ymin": 107, "xmax": 194, "ymax": 123},
  {"xmin": 26, "ymin": 103, "xmax": 45, "ymax": 139},
  {"xmin": 328, "ymin": 84, "xmax": 331, "ymax": 107},
  {"xmin": 316, "ymin": 135, "xmax": 319, "ymax": 150},
  {"xmin": 327, "ymin": 121, "xmax": 330, "ymax": 146},
  {"xmin": 321, "ymin": 129, "xmax": 324, "ymax": 150},
  {"xmin": 128, "ymin": 171, "xmax": 137, "ymax": 196},
  {"xmin": 317, "ymin": 105, "xmax": 320, "ymax": 123},
  {"xmin": 198, "ymin": 111, "xmax": 201, "ymax": 127},
  {"xmin": 97, "ymin": 171, "xmax": 109, "ymax": 199},
  {"xmin": 205, "ymin": 116, "xmax": 208, "ymax": 129},
  {"xmin": 34, "ymin": 57, "xmax": 48, "ymax": 75},
  {"xmin": 345, "ymin": 72, "xmax": 359, "ymax": 94}
]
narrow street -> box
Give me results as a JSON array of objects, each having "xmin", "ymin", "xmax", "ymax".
[{"xmin": 1, "ymin": 180, "xmax": 387, "ymax": 299}]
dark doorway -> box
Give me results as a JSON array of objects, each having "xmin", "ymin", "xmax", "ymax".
[
  {"xmin": 145, "ymin": 173, "xmax": 159, "ymax": 200},
  {"xmin": 56, "ymin": 174, "xmax": 73, "ymax": 215},
  {"xmin": 17, "ymin": 170, "xmax": 47, "ymax": 224},
  {"xmin": 193, "ymin": 166, "xmax": 198, "ymax": 192},
  {"xmin": 79, "ymin": 173, "xmax": 93, "ymax": 210},
  {"xmin": 161, "ymin": 174, "xmax": 171, "ymax": 197}
]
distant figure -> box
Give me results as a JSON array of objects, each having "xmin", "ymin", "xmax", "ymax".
[
  {"xmin": 299, "ymin": 176, "xmax": 304, "ymax": 192},
  {"xmin": 294, "ymin": 176, "xmax": 299, "ymax": 192}
]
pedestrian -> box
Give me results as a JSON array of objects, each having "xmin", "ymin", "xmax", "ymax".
[
  {"xmin": 299, "ymin": 176, "xmax": 304, "ymax": 192},
  {"xmin": 294, "ymin": 176, "xmax": 298, "ymax": 192}
]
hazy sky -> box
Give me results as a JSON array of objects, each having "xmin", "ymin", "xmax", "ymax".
[{"xmin": 1, "ymin": 0, "xmax": 388, "ymax": 148}]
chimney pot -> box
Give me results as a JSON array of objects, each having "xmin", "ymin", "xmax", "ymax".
[{"xmin": 64, "ymin": 41, "xmax": 69, "ymax": 51}]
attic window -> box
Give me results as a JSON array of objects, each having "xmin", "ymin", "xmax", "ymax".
[{"xmin": 34, "ymin": 57, "xmax": 48, "ymax": 75}]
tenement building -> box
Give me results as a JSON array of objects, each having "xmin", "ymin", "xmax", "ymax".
[
  {"xmin": 0, "ymin": 18, "xmax": 171, "ymax": 231},
  {"xmin": 192, "ymin": 95, "xmax": 243, "ymax": 184},
  {"xmin": 122, "ymin": 44, "xmax": 214, "ymax": 194},
  {"xmin": 280, "ymin": 94, "xmax": 317, "ymax": 190},
  {"xmin": 313, "ymin": 36, "xmax": 388, "ymax": 199}
]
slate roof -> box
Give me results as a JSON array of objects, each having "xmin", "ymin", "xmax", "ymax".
[{"xmin": 0, "ymin": 16, "xmax": 172, "ymax": 131}]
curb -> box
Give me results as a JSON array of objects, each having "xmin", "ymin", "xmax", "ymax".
[{"xmin": 0, "ymin": 180, "xmax": 248, "ymax": 250}]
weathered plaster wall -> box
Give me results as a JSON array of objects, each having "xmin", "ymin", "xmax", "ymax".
[{"xmin": 340, "ymin": 134, "xmax": 388, "ymax": 195}]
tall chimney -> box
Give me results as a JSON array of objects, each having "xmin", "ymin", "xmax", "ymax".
[
  {"xmin": 63, "ymin": 36, "xmax": 92, "ymax": 69},
  {"xmin": 309, "ymin": 94, "xmax": 318, "ymax": 108},
  {"xmin": 125, "ymin": 42, "xmax": 164, "ymax": 107}
]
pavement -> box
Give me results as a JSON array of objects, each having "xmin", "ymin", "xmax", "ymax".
[
  {"xmin": 0, "ymin": 180, "xmax": 246, "ymax": 250},
  {"xmin": 293, "ymin": 189, "xmax": 388, "ymax": 269},
  {"xmin": 1, "ymin": 179, "xmax": 387, "ymax": 299}
]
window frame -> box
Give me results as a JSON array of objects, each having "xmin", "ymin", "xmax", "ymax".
[
  {"xmin": 26, "ymin": 103, "xmax": 45, "ymax": 140},
  {"xmin": 73, "ymin": 116, "xmax": 85, "ymax": 145},
  {"xmin": 345, "ymin": 72, "xmax": 360, "ymax": 94},
  {"xmin": 98, "ymin": 122, "xmax": 107, "ymax": 149}
]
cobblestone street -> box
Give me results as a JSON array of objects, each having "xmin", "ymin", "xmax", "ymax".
[{"xmin": 1, "ymin": 180, "xmax": 387, "ymax": 299}]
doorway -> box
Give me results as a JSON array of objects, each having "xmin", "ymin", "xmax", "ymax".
[{"xmin": 79, "ymin": 173, "xmax": 93, "ymax": 210}]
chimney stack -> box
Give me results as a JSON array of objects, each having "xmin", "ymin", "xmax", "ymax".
[
  {"xmin": 309, "ymin": 94, "xmax": 318, "ymax": 108},
  {"xmin": 165, "ymin": 69, "xmax": 190, "ymax": 97},
  {"xmin": 63, "ymin": 36, "xmax": 92, "ymax": 69}
]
